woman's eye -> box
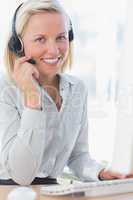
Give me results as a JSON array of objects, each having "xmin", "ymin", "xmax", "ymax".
[
  {"xmin": 57, "ymin": 35, "xmax": 67, "ymax": 41},
  {"xmin": 35, "ymin": 37, "xmax": 46, "ymax": 43}
]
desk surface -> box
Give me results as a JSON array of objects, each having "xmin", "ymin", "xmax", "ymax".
[{"xmin": 1, "ymin": 185, "xmax": 133, "ymax": 200}]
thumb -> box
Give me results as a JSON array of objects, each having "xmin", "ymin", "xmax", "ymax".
[{"xmin": 32, "ymin": 68, "xmax": 39, "ymax": 80}]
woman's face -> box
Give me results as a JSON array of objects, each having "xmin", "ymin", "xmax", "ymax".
[{"xmin": 22, "ymin": 11, "xmax": 69, "ymax": 79}]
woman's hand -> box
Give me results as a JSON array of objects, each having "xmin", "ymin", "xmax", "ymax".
[
  {"xmin": 12, "ymin": 56, "xmax": 41, "ymax": 109},
  {"xmin": 125, "ymin": 174, "xmax": 133, "ymax": 178},
  {"xmin": 98, "ymin": 169, "xmax": 126, "ymax": 180}
]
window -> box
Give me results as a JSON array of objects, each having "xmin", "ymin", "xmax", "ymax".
[{"xmin": 63, "ymin": 0, "xmax": 127, "ymax": 163}]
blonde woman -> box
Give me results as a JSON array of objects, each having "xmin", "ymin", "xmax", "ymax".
[{"xmin": 0, "ymin": 0, "xmax": 126, "ymax": 185}]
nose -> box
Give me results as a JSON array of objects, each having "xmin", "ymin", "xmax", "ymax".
[{"xmin": 46, "ymin": 39, "xmax": 60, "ymax": 57}]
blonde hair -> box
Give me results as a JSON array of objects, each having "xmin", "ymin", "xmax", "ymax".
[{"xmin": 4, "ymin": 0, "xmax": 73, "ymax": 81}]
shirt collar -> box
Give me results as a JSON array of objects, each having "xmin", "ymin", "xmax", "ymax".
[{"xmin": 58, "ymin": 73, "xmax": 77, "ymax": 91}]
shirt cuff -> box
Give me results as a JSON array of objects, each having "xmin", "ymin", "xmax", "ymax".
[{"xmin": 82, "ymin": 164, "xmax": 105, "ymax": 181}]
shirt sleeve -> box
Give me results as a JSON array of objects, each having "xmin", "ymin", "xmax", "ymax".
[
  {"xmin": 0, "ymin": 85, "xmax": 46, "ymax": 185},
  {"xmin": 67, "ymin": 88, "xmax": 104, "ymax": 181}
]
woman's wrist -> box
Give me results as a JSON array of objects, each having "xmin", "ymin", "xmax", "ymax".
[
  {"xmin": 23, "ymin": 91, "xmax": 42, "ymax": 110},
  {"xmin": 98, "ymin": 169, "xmax": 105, "ymax": 180}
]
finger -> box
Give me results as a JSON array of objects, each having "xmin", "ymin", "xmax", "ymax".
[
  {"xmin": 108, "ymin": 171, "xmax": 126, "ymax": 179},
  {"xmin": 125, "ymin": 174, "xmax": 133, "ymax": 178},
  {"xmin": 21, "ymin": 65, "xmax": 33, "ymax": 80},
  {"xmin": 24, "ymin": 66, "xmax": 39, "ymax": 80},
  {"xmin": 103, "ymin": 169, "xmax": 126, "ymax": 180},
  {"xmin": 32, "ymin": 68, "xmax": 39, "ymax": 80},
  {"xmin": 112, "ymin": 174, "xmax": 126, "ymax": 179},
  {"xmin": 14, "ymin": 56, "xmax": 31, "ymax": 71}
]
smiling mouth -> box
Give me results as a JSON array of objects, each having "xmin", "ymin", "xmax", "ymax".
[{"xmin": 41, "ymin": 56, "xmax": 62, "ymax": 65}]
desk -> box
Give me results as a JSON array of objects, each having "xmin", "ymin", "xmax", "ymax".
[{"xmin": 1, "ymin": 185, "xmax": 133, "ymax": 200}]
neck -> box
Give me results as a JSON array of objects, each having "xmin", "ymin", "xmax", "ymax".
[{"xmin": 39, "ymin": 74, "xmax": 59, "ymax": 88}]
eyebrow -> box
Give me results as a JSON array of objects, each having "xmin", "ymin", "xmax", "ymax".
[
  {"xmin": 33, "ymin": 31, "xmax": 67, "ymax": 37},
  {"xmin": 58, "ymin": 32, "xmax": 67, "ymax": 35}
]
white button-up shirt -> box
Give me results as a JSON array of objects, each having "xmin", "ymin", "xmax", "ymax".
[{"xmin": 0, "ymin": 73, "xmax": 103, "ymax": 185}]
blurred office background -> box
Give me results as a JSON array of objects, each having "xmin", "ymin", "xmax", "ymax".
[{"xmin": 0, "ymin": 0, "xmax": 132, "ymax": 164}]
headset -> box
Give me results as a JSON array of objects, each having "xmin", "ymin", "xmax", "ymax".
[{"xmin": 8, "ymin": 3, "xmax": 74, "ymax": 64}]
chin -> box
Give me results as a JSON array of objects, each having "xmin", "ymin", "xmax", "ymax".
[
  {"xmin": 40, "ymin": 70, "xmax": 58, "ymax": 77},
  {"xmin": 42, "ymin": 66, "xmax": 60, "ymax": 74}
]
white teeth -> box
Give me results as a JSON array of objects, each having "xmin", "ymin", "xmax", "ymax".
[{"xmin": 43, "ymin": 58, "xmax": 59, "ymax": 64}]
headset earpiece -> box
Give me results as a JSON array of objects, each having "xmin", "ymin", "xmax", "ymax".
[
  {"xmin": 69, "ymin": 21, "xmax": 74, "ymax": 42},
  {"xmin": 8, "ymin": 35, "xmax": 24, "ymax": 57},
  {"xmin": 69, "ymin": 28, "xmax": 74, "ymax": 42},
  {"xmin": 8, "ymin": 3, "xmax": 24, "ymax": 57}
]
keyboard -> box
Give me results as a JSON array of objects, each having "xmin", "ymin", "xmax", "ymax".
[{"xmin": 41, "ymin": 178, "xmax": 133, "ymax": 197}]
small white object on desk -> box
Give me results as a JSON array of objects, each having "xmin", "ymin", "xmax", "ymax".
[{"xmin": 7, "ymin": 187, "xmax": 37, "ymax": 200}]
